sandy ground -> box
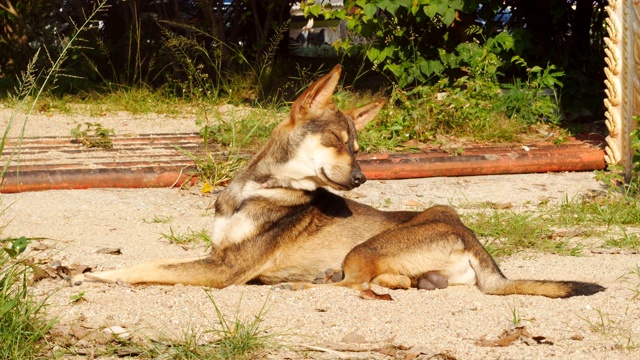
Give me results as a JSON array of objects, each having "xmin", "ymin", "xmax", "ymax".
[
  {"xmin": 1, "ymin": 108, "xmax": 640, "ymax": 359},
  {"xmin": 0, "ymin": 173, "xmax": 638, "ymax": 359}
]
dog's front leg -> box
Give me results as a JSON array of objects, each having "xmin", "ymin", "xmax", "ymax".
[
  {"xmin": 70, "ymin": 256, "xmax": 229, "ymax": 287},
  {"xmin": 71, "ymin": 246, "xmax": 267, "ymax": 287}
]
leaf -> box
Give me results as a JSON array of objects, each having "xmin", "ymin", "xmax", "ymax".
[
  {"xmin": 405, "ymin": 199, "xmax": 425, "ymax": 207},
  {"xmin": 358, "ymin": 289, "xmax": 393, "ymax": 301},
  {"xmin": 11, "ymin": 236, "xmax": 29, "ymax": 255},
  {"xmin": 436, "ymin": 0, "xmax": 448, "ymax": 16},
  {"xmin": 492, "ymin": 31, "xmax": 515, "ymax": 51},
  {"xmin": 96, "ymin": 247, "xmax": 122, "ymax": 255},
  {"xmin": 366, "ymin": 47, "xmax": 381, "ymax": 62},
  {"xmin": 201, "ymin": 181, "xmax": 213, "ymax": 194},
  {"xmin": 448, "ymin": 0, "xmax": 464, "ymax": 10},
  {"xmin": 476, "ymin": 326, "xmax": 532, "ymax": 347},
  {"xmin": 423, "ymin": 4, "xmax": 437, "ymax": 18},
  {"xmin": 69, "ymin": 291, "xmax": 86, "ymax": 303},
  {"xmin": 442, "ymin": 8, "xmax": 456, "ymax": 26},
  {"xmin": 363, "ymin": 3, "xmax": 377, "ymax": 18},
  {"xmin": 385, "ymin": 2, "xmax": 400, "ymax": 16},
  {"xmin": 309, "ymin": 5, "xmax": 321, "ymax": 17},
  {"xmin": 385, "ymin": 63, "xmax": 403, "ymax": 79},
  {"xmin": 3, "ymin": 247, "xmax": 17, "ymax": 258},
  {"xmin": 420, "ymin": 59, "xmax": 444, "ymax": 76},
  {"xmin": 405, "ymin": 346, "xmax": 438, "ymax": 360}
]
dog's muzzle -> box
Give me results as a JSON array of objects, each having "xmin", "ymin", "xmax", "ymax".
[{"xmin": 351, "ymin": 170, "xmax": 366, "ymax": 188}]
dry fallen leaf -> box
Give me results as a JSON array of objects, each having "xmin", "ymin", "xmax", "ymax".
[
  {"xmin": 379, "ymin": 346, "xmax": 398, "ymax": 357},
  {"xmin": 549, "ymin": 229, "xmax": 583, "ymax": 239},
  {"xmin": 30, "ymin": 241, "xmax": 50, "ymax": 251},
  {"xmin": 476, "ymin": 326, "xmax": 532, "ymax": 347},
  {"xmin": 96, "ymin": 247, "xmax": 122, "ymax": 255},
  {"xmin": 405, "ymin": 345, "xmax": 437, "ymax": 359},
  {"xmin": 532, "ymin": 335, "xmax": 554, "ymax": 345},
  {"xmin": 490, "ymin": 202, "xmax": 512, "ymax": 210},
  {"xmin": 71, "ymin": 264, "xmax": 93, "ymax": 275},
  {"xmin": 70, "ymin": 324, "xmax": 94, "ymax": 340},
  {"xmin": 103, "ymin": 325, "xmax": 131, "ymax": 340},
  {"xmin": 358, "ymin": 289, "xmax": 393, "ymax": 301},
  {"xmin": 405, "ymin": 199, "xmax": 426, "ymax": 207}
]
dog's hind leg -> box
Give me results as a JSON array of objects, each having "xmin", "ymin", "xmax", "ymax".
[
  {"xmin": 371, "ymin": 274, "xmax": 412, "ymax": 289},
  {"xmin": 334, "ymin": 219, "xmax": 473, "ymax": 291}
]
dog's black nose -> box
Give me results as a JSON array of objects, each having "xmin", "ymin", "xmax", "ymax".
[{"xmin": 351, "ymin": 172, "xmax": 366, "ymax": 187}]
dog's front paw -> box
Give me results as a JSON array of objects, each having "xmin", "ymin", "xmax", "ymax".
[
  {"xmin": 272, "ymin": 282, "xmax": 310, "ymax": 291},
  {"xmin": 67, "ymin": 272, "xmax": 120, "ymax": 287},
  {"xmin": 313, "ymin": 268, "xmax": 344, "ymax": 284},
  {"xmin": 67, "ymin": 273, "xmax": 89, "ymax": 287}
]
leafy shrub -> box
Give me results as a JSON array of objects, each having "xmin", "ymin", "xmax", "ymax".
[
  {"xmin": 303, "ymin": 1, "xmax": 564, "ymax": 149},
  {"xmin": 357, "ymin": 53, "xmax": 564, "ymax": 151}
]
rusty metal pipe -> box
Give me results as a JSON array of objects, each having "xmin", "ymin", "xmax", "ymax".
[
  {"xmin": 0, "ymin": 134, "xmax": 606, "ymax": 193},
  {"xmin": 1, "ymin": 166, "xmax": 196, "ymax": 193}
]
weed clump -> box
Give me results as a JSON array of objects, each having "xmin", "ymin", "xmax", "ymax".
[
  {"xmin": 71, "ymin": 122, "xmax": 115, "ymax": 149},
  {"xmin": 0, "ymin": 237, "xmax": 55, "ymax": 359}
]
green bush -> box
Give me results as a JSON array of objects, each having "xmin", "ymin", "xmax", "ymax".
[{"xmin": 303, "ymin": 0, "xmax": 564, "ymax": 148}]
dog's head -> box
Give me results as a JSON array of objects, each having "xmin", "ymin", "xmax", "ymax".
[{"xmin": 266, "ymin": 64, "xmax": 385, "ymax": 192}]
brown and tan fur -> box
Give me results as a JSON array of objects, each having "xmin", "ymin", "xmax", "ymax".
[{"xmin": 75, "ymin": 65, "xmax": 604, "ymax": 298}]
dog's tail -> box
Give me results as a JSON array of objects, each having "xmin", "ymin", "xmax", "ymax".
[
  {"xmin": 468, "ymin": 240, "xmax": 605, "ymax": 298},
  {"xmin": 477, "ymin": 275, "xmax": 605, "ymax": 298}
]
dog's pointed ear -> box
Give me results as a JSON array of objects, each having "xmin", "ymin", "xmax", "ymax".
[
  {"xmin": 291, "ymin": 64, "xmax": 342, "ymax": 124},
  {"xmin": 345, "ymin": 98, "xmax": 386, "ymax": 131}
]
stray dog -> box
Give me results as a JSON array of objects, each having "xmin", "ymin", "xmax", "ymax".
[{"xmin": 75, "ymin": 65, "xmax": 605, "ymax": 298}]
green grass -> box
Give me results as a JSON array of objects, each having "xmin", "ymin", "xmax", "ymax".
[
  {"xmin": 604, "ymin": 227, "xmax": 640, "ymax": 250},
  {"xmin": 1, "ymin": 51, "xmax": 570, "ymax": 155},
  {"xmin": 507, "ymin": 301, "xmax": 522, "ymax": 325},
  {"xmin": 6, "ymin": 86, "xmax": 207, "ymax": 117},
  {"xmin": 206, "ymin": 292, "xmax": 276, "ymax": 359},
  {"xmin": 457, "ymin": 185, "xmax": 640, "ymax": 258},
  {"xmin": 144, "ymin": 214, "xmax": 173, "ymax": 224},
  {"xmin": 623, "ymin": 265, "xmax": 640, "ymax": 300},
  {"xmin": 579, "ymin": 307, "xmax": 639, "ymax": 350},
  {"xmin": 141, "ymin": 292, "xmax": 278, "ymax": 359},
  {"xmin": 0, "ymin": 237, "xmax": 56, "ymax": 359},
  {"xmin": 182, "ymin": 106, "xmax": 281, "ymax": 192},
  {"xmin": 161, "ymin": 227, "xmax": 212, "ymax": 247},
  {"xmin": 555, "ymin": 193, "xmax": 640, "ymax": 228},
  {"xmin": 465, "ymin": 210, "xmax": 566, "ymax": 257},
  {"xmin": 196, "ymin": 106, "xmax": 282, "ymax": 151}
]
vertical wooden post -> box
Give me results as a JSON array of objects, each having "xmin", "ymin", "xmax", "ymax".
[{"xmin": 604, "ymin": 0, "xmax": 640, "ymax": 179}]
